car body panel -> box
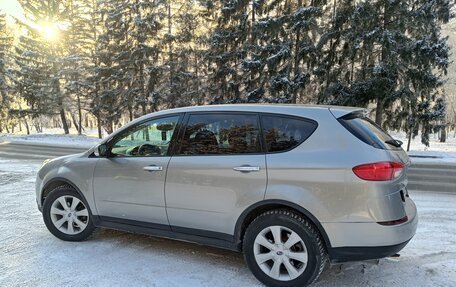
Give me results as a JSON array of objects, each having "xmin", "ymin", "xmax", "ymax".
[
  {"xmin": 323, "ymin": 197, "xmax": 417, "ymax": 247},
  {"xmin": 36, "ymin": 152, "xmax": 98, "ymax": 214},
  {"xmin": 92, "ymin": 156, "xmax": 171, "ymax": 225},
  {"xmin": 165, "ymin": 154, "xmax": 267, "ymax": 235}
]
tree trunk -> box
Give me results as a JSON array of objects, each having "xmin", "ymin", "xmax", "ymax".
[
  {"xmin": 406, "ymin": 130, "xmax": 412, "ymax": 152},
  {"xmin": 77, "ymin": 93, "xmax": 82, "ymax": 135},
  {"xmin": 97, "ymin": 113, "xmax": 102, "ymax": 139},
  {"xmin": 34, "ymin": 121, "xmax": 42, "ymax": 133},
  {"xmin": 291, "ymin": 0, "xmax": 303, "ymax": 104},
  {"xmin": 24, "ymin": 118, "xmax": 30, "ymax": 135},
  {"xmin": 375, "ymin": 98, "xmax": 383, "ymax": 126},
  {"xmin": 440, "ymin": 126, "xmax": 446, "ymax": 143},
  {"xmin": 105, "ymin": 121, "xmax": 113, "ymax": 134},
  {"xmin": 59, "ymin": 107, "xmax": 69, "ymax": 134},
  {"xmin": 129, "ymin": 107, "xmax": 133, "ymax": 122},
  {"xmin": 376, "ymin": 1, "xmax": 390, "ymax": 127},
  {"xmin": 70, "ymin": 112, "xmax": 79, "ymax": 133}
]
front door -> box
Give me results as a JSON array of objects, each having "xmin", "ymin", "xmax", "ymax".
[
  {"xmin": 93, "ymin": 115, "xmax": 181, "ymax": 226},
  {"xmin": 165, "ymin": 112, "xmax": 267, "ymax": 237}
]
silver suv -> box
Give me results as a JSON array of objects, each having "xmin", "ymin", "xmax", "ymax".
[{"xmin": 36, "ymin": 104, "xmax": 417, "ymax": 286}]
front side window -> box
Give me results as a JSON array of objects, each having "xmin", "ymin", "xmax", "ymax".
[
  {"xmin": 178, "ymin": 113, "xmax": 261, "ymax": 155},
  {"xmin": 262, "ymin": 115, "xmax": 317, "ymax": 153},
  {"xmin": 110, "ymin": 116, "xmax": 180, "ymax": 157}
]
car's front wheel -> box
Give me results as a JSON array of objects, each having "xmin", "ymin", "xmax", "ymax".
[
  {"xmin": 243, "ymin": 209, "xmax": 327, "ymax": 287},
  {"xmin": 42, "ymin": 186, "xmax": 96, "ymax": 241}
]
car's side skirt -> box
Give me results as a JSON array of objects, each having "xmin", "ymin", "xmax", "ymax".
[{"xmin": 95, "ymin": 216, "xmax": 239, "ymax": 251}]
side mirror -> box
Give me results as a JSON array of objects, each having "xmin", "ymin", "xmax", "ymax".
[{"xmin": 97, "ymin": 144, "xmax": 109, "ymax": 157}]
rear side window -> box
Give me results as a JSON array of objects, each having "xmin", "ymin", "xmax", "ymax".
[
  {"xmin": 338, "ymin": 112, "xmax": 398, "ymax": 150},
  {"xmin": 178, "ymin": 113, "xmax": 261, "ymax": 155},
  {"xmin": 261, "ymin": 115, "xmax": 317, "ymax": 153}
]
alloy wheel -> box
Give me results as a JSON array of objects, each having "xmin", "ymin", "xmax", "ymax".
[
  {"xmin": 253, "ymin": 225, "xmax": 308, "ymax": 281},
  {"xmin": 50, "ymin": 195, "xmax": 89, "ymax": 235}
]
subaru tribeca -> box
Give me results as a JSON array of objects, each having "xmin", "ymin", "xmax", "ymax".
[{"xmin": 36, "ymin": 104, "xmax": 417, "ymax": 286}]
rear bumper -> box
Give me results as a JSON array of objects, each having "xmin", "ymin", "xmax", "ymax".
[
  {"xmin": 329, "ymin": 239, "xmax": 411, "ymax": 263},
  {"xmin": 324, "ymin": 197, "xmax": 417, "ymax": 262}
]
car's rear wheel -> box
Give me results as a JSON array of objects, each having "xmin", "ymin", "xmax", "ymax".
[
  {"xmin": 243, "ymin": 209, "xmax": 327, "ymax": 287},
  {"xmin": 42, "ymin": 186, "xmax": 96, "ymax": 241}
]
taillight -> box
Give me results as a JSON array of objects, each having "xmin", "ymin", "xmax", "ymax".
[{"xmin": 353, "ymin": 161, "xmax": 404, "ymax": 181}]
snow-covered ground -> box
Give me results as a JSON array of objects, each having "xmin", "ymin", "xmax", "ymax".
[
  {"xmin": 0, "ymin": 133, "xmax": 101, "ymax": 149},
  {"xmin": 0, "ymin": 157, "xmax": 455, "ymax": 287},
  {"xmin": 390, "ymin": 131, "xmax": 456, "ymax": 163}
]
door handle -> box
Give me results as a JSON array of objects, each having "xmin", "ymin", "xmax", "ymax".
[
  {"xmin": 143, "ymin": 165, "xmax": 163, "ymax": 172},
  {"xmin": 233, "ymin": 166, "xmax": 260, "ymax": 172}
]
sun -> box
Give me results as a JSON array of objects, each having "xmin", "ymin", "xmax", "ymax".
[{"xmin": 39, "ymin": 23, "xmax": 59, "ymax": 41}]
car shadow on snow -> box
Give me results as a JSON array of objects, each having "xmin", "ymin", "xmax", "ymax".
[{"xmin": 86, "ymin": 228, "xmax": 418, "ymax": 287}]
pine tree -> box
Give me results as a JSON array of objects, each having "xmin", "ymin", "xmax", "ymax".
[
  {"xmin": 61, "ymin": 0, "xmax": 94, "ymax": 135},
  {"xmin": 13, "ymin": 20, "xmax": 57, "ymax": 126},
  {"xmin": 205, "ymin": 0, "xmax": 326, "ymax": 104},
  {"xmin": 130, "ymin": 0, "xmax": 166, "ymax": 113},
  {"xmin": 16, "ymin": 0, "xmax": 76, "ymax": 134},
  {"xmin": 0, "ymin": 13, "xmax": 14, "ymax": 133},
  {"xmin": 317, "ymin": 0, "xmax": 451, "ymax": 148}
]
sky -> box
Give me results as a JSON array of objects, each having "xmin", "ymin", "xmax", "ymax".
[{"xmin": 0, "ymin": 0, "xmax": 25, "ymax": 22}]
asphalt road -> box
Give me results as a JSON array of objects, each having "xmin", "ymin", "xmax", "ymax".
[{"xmin": 0, "ymin": 141, "xmax": 87, "ymax": 160}]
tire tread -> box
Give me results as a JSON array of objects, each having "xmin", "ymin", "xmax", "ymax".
[{"xmin": 243, "ymin": 209, "xmax": 327, "ymax": 286}]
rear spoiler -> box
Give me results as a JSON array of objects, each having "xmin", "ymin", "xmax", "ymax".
[{"xmin": 329, "ymin": 107, "xmax": 366, "ymax": 119}]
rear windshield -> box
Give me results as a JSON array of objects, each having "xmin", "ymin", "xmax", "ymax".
[{"xmin": 338, "ymin": 112, "xmax": 399, "ymax": 150}]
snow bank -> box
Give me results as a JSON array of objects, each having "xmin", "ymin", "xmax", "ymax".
[
  {"xmin": 0, "ymin": 133, "xmax": 101, "ymax": 148},
  {"xmin": 389, "ymin": 131, "xmax": 456, "ymax": 163}
]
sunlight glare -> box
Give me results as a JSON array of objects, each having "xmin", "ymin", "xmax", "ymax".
[{"xmin": 39, "ymin": 22, "xmax": 59, "ymax": 41}]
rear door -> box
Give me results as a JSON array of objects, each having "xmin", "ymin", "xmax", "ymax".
[{"xmin": 165, "ymin": 112, "xmax": 267, "ymax": 237}]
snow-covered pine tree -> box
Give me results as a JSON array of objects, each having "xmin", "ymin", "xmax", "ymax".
[
  {"xmin": 83, "ymin": 0, "xmax": 105, "ymax": 138},
  {"xmin": 58, "ymin": 0, "xmax": 94, "ymax": 135},
  {"xmin": 16, "ymin": 0, "xmax": 74, "ymax": 134},
  {"xmin": 205, "ymin": 0, "xmax": 251, "ymax": 104},
  {"xmin": 164, "ymin": 0, "xmax": 206, "ymax": 108},
  {"xmin": 317, "ymin": 0, "xmax": 451, "ymax": 148},
  {"xmin": 253, "ymin": 0, "xmax": 326, "ymax": 103},
  {"xmin": 130, "ymin": 0, "xmax": 166, "ymax": 114},
  {"xmin": 316, "ymin": 0, "xmax": 409, "ymax": 116},
  {"xmin": 206, "ymin": 0, "xmax": 326, "ymax": 104},
  {"xmin": 90, "ymin": 0, "xmax": 167, "ymax": 134},
  {"xmin": 91, "ymin": 0, "xmax": 132, "ymax": 134},
  {"xmin": 162, "ymin": 0, "xmax": 201, "ymax": 109},
  {"xmin": 0, "ymin": 13, "xmax": 14, "ymax": 133},
  {"xmin": 385, "ymin": 0, "xmax": 451, "ymax": 149}
]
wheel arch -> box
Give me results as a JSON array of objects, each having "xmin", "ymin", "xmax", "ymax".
[
  {"xmin": 41, "ymin": 177, "xmax": 90, "ymax": 211},
  {"xmin": 234, "ymin": 199, "xmax": 332, "ymax": 251}
]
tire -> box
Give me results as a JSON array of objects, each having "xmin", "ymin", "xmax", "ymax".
[
  {"xmin": 243, "ymin": 209, "xmax": 327, "ymax": 287},
  {"xmin": 42, "ymin": 186, "xmax": 96, "ymax": 241}
]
